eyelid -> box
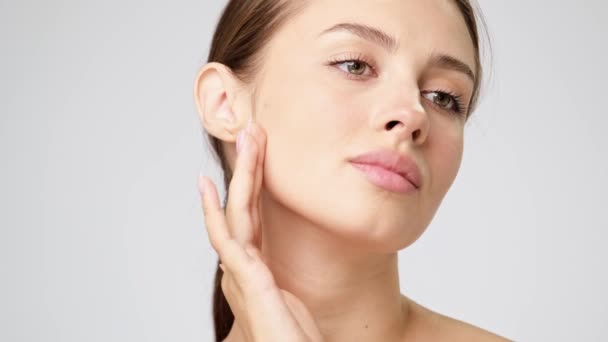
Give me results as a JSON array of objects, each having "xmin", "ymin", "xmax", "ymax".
[
  {"xmin": 326, "ymin": 52, "xmax": 378, "ymax": 79},
  {"xmin": 421, "ymin": 90, "xmax": 468, "ymax": 116}
]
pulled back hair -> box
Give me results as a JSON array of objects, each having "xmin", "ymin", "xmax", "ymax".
[{"xmin": 202, "ymin": 1, "xmax": 489, "ymax": 340}]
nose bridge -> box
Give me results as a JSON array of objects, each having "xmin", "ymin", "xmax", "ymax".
[{"xmin": 371, "ymin": 76, "xmax": 429, "ymax": 145}]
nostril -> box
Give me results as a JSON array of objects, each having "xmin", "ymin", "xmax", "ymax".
[
  {"xmin": 386, "ymin": 121, "xmax": 400, "ymax": 130},
  {"xmin": 412, "ymin": 129, "xmax": 421, "ymax": 141},
  {"xmin": 385, "ymin": 121, "xmax": 422, "ymax": 142}
]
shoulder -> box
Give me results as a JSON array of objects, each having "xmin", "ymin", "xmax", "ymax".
[
  {"xmin": 432, "ymin": 313, "xmax": 512, "ymax": 341},
  {"xmin": 401, "ymin": 296, "xmax": 512, "ymax": 342}
]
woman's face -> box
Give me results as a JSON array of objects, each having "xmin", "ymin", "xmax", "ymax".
[{"xmin": 252, "ymin": 0, "xmax": 476, "ymax": 251}]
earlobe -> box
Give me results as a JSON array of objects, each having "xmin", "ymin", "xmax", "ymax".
[{"xmin": 193, "ymin": 62, "xmax": 249, "ymax": 142}]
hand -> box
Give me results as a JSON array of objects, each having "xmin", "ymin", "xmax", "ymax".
[{"xmin": 199, "ymin": 120, "xmax": 324, "ymax": 342}]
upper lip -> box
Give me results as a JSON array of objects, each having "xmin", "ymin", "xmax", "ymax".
[{"xmin": 349, "ymin": 148, "xmax": 422, "ymax": 189}]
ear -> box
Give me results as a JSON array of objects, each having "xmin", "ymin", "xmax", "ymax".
[{"xmin": 193, "ymin": 62, "xmax": 252, "ymax": 143}]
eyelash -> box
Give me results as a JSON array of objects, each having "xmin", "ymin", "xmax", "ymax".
[
  {"xmin": 327, "ymin": 52, "xmax": 378, "ymax": 79},
  {"xmin": 421, "ymin": 89, "xmax": 467, "ymax": 117},
  {"xmin": 326, "ymin": 54, "xmax": 468, "ymax": 117}
]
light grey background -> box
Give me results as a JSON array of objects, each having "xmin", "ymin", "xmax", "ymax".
[{"xmin": 1, "ymin": 1, "xmax": 606, "ymax": 341}]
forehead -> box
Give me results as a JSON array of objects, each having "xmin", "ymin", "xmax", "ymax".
[{"xmin": 271, "ymin": 0, "xmax": 476, "ymax": 69}]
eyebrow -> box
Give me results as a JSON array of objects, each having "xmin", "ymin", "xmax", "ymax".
[
  {"xmin": 319, "ymin": 22, "xmax": 399, "ymax": 53},
  {"xmin": 429, "ymin": 54, "xmax": 476, "ymax": 83},
  {"xmin": 318, "ymin": 22, "xmax": 476, "ymax": 83}
]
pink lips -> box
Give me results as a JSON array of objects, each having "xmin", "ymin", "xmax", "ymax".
[{"xmin": 349, "ymin": 149, "xmax": 422, "ymax": 194}]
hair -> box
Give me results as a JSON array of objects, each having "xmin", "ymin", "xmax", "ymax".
[{"xmin": 202, "ymin": 1, "xmax": 489, "ymax": 340}]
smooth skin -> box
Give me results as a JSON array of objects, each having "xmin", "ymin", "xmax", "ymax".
[
  {"xmin": 200, "ymin": 121, "xmax": 323, "ymax": 342},
  {"xmin": 199, "ymin": 122, "xmax": 509, "ymax": 341},
  {"xmin": 196, "ymin": 0, "xmax": 512, "ymax": 341}
]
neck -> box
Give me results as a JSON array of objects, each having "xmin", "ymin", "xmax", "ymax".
[{"xmin": 226, "ymin": 190, "xmax": 409, "ymax": 342}]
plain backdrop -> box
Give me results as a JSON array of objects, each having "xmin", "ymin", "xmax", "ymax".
[{"xmin": 1, "ymin": 0, "xmax": 607, "ymax": 341}]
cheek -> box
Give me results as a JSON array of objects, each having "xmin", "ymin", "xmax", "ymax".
[
  {"xmin": 427, "ymin": 123, "xmax": 464, "ymax": 196},
  {"xmin": 260, "ymin": 67, "xmax": 364, "ymax": 163},
  {"xmin": 257, "ymin": 68, "xmax": 379, "ymax": 232}
]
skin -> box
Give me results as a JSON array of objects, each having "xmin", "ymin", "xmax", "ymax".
[{"xmin": 196, "ymin": 0, "xmax": 511, "ymax": 341}]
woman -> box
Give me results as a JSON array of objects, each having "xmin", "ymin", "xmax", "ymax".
[{"xmin": 195, "ymin": 0, "xmax": 510, "ymax": 341}]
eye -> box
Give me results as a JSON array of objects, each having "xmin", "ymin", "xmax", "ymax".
[
  {"xmin": 424, "ymin": 91, "xmax": 454, "ymax": 108},
  {"xmin": 327, "ymin": 53, "xmax": 377, "ymax": 79},
  {"xmin": 338, "ymin": 60, "xmax": 369, "ymax": 75},
  {"xmin": 421, "ymin": 90, "xmax": 466, "ymax": 116}
]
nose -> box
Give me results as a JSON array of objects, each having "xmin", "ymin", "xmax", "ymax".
[{"xmin": 373, "ymin": 89, "xmax": 430, "ymax": 146}]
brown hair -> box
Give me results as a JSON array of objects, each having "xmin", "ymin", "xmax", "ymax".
[{"xmin": 202, "ymin": 1, "xmax": 489, "ymax": 340}]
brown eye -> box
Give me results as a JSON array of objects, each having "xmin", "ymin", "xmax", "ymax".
[
  {"xmin": 334, "ymin": 60, "xmax": 370, "ymax": 76},
  {"xmin": 423, "ymin": 92, "xmax": 454, "ymax": 109},
  {"xmin": 421, "ymin": 90, "xmax": 465, "ymax": 116},
  {"xmin": 328, "ymin": 54, "xmax": 377, "ymax": 80},
  {"xmin": 343, "ymin": 61, "xmax": 366, "ymax": 75}
]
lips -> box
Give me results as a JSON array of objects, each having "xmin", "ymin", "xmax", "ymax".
[{"xmin": 348, "ymin": 149, "xmax": 422, "ymax": 189}]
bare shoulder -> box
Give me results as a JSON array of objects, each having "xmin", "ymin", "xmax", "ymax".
[
  {"xmin": 432, "ymin": 311, "xmax": 512, "ymax": 341},
  {"xmin": 402, "ymin": 296, "xmax": 513, "ymax": 342}
]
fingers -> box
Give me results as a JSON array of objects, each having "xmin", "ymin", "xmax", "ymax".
[
  {"xmin": 198, "ymin": 117, "xmax": 269, "ymax": 291},
  {"xmin": 199, "ymin": 176, "xmax": 230, "ymax": 248},
  {"xmin": 226, "ymin": 120, "xmax": 258, "ymax": 245},
  {"xmin": 226, "ymin": 119, "xmax": 267, "ymax": 247},
  {"xmin": 248, "ymin": 123, "xmax": 266, "ymax": 195},
  {"xmin": 245, "ymin": 121, "xmax": 267, "ymax": 246},
  {"xmin": 199, "ymin": 175, "xmax": 254, "ymax": 286},
  {"xmin": 199, "ymin": 172, "xmax": 321, "ymax": 342}
]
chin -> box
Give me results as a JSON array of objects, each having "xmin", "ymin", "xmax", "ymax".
[
  {"xmin": 315, "ymin": 208, "xmax": 430, "ymax": 253},
  {"xmin": 264, "ymin": 167, "xmax": 434, "ymax": 252}
]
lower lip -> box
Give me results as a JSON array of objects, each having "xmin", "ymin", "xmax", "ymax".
[{"xmin": 351, "ymin": 162, "xmax": 417, "ymax": 194}]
